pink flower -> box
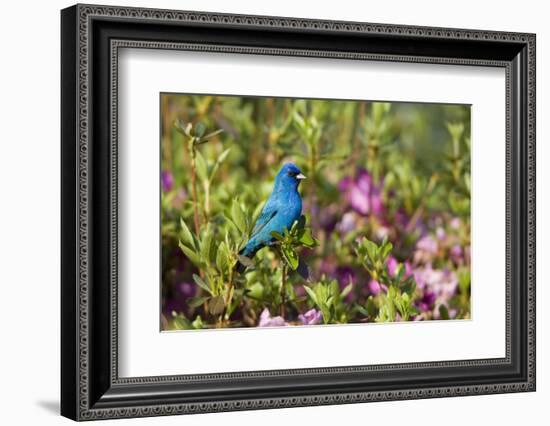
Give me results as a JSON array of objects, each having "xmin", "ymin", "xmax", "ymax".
[
  {"xmin": 414, "ymin": 235, "xmax": 439, "ymax": 263},
  {"xmin": 336, "ymin": 212, "xmax": 358, "ymax": 234},
  {"xmin": 298, "ymin": 309, "xmax": 323, "ymax": 325},
  {"xmin": 161, "ymin": 170, "xmax": 174, "ymax": 192},
  {"xmin": 450, "ymin": 245, "xmax": 463, "ymax": 264},
  {"xmin": 339, "ymin": 169, "xmax": 384, "ymax": 217},
  {"xmin": 387, "ymin": 256, "xmax": 398, "ymax": 276},
  {"xmin": 368, "ymin": 279, "xmax": 387, "ymax": 295},
  {"xmin": 387, "ymin": 256, "xmax": 413, "ymax": 278},
  {"xmin": 417, "ymin": 235, "xmax": 438, "ymax": 253},
  {"xmin": 413, "ymin": 264, "xmax": 458, "ymax": 301},
  {"xmin": 450, "ymin": 217, "xmax": 461, "ymax": 229},
  {"xmin": 416, "ymin": 290, "xmax": 436, "ymax": 313},
  {"xmin": 258, "ymin": 308, "xmax": 287, "ymax": 327}
]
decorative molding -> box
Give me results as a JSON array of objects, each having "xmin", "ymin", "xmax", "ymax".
[{"xmin": 72, "ymin": 4, "xmax": 536, "ymax": 420}]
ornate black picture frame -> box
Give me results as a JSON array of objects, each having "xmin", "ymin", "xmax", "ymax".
[{"xmin": 61, "ymin": 3, "xmax": 536, "ymax": 421}]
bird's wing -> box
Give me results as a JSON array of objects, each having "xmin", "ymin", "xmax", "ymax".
[{"xmin": 250, "ymin": 200, "xmax": 278, "ymax": 239}]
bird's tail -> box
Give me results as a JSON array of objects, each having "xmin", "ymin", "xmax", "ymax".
[{"xmin": 235, "ymin": 260, "xmax": 247, "ymax": 274}]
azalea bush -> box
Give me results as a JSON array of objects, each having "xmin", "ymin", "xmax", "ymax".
[{"xmin": 160, "ymin": 95, "xmax": 471, "ymax": 330}]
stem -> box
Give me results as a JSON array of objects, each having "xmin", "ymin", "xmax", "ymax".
[
  {"xmin": 280, "ymin": 262, "xmax": 288, "ymax": 317},
  {"xmin": 188, "ymin": 138, "xmax": 205, "ymax": 281},
  {"xmin": 203, "ymin": 181, "xmax": 210, "ymax": 223},
  {"xmin": 223, "ymin": 268, "xmax": 235, "ymax": 326},
  {"xmin": 161, "ymin": 96, "xmax": 173, "ymax": 172},
  {"xmin": 188, "ymin": 140, "xmax": 201, "ymax": 236}
]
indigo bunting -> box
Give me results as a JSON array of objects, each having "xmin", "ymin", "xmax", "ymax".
[{"xmin": 236, "ymin": 163, "xmax": 306, "ymax": 272}]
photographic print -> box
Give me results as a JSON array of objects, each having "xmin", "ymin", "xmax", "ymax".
[
  {"xmin": 61, "ymin": 6, "xmax": 535, "ymax": 418},
  {"xmin": 160, "ymin": 94, "xmax": 471, "ymax": 330}
]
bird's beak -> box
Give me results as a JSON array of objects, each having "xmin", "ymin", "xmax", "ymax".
[{"xmin": 296, "ymin": 173, "xmax": 307, "ymax": 180}]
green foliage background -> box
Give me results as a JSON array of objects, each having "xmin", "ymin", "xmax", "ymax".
[{"xmin": 161, "ymin": 94, "xmax": 471, "ymax": 330}]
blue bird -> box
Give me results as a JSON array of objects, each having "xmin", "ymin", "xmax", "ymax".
[{"xmin": 236, "ymin": 163, "xmax": 306, "ymax": 272}]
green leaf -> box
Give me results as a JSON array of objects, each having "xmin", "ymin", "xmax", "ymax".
[
  {"xmin": 203, "ymin": 128, "xmax": 224, "ymax": 141},
  {"xmin": 356, "ymin": 305, "xmax": 370, "ymax": 317},
  {"xmin": 366, "ymin": 296, "xmax": 377, "ymax": 317},
  {"xmin": 200, "ymin": 226, "xmax": 214, "ymax": 264},
  {"xmin": 231, "ymin": 200, "xmax": 247, "ymax": 234},
  {"xmin": 173, "ymin": 119, "xmax": 191, "ymax": 137},
  {"xmin": 395, "ymin": 263, "xmax": 404, "ymax": 284},
  {"xmin": 187, "ymin": 296, "xmax": 210, "ymax": 308},
  {"xmin": 237, "ymin": 254, "xmax": 255, "ymax": 268},
  {"xmin": 191, "ymin": 315, "xmax": 203, "ymax": 329},
  {"xmin": 401, "ymin": 277, "xmax": 416, "ymax": 294},
  {"xmin": 209, "ymin": 147, "xmax": 231, "ymax": 183},
  {"xmin": 194, "ymin": 122, "xmax": 206, "ymax": 138},
  {"xmin": 224, "ymin": 286, "xmax": 237, "ymax": 318},
  {"xmin": 209, "ymin": 295, "xmax": 225, "ymax": 316},
  {"xmin": 270, "ymin": 231, "xmax": 284, "ymax": 241},
  {"xmin": 179, "ymin": 241, "xmax": 201, "ymax": 267},
  {"xmin": 439, "ymin": 304, "xmax": 450, "ymax": 320},
  {"xmin": 341, "ymin": 282, "xmax": 353, "ymax": 299},
  {"xmin": 363, "ymin": 238, "xmax": 378, "ymax": 263},
  {"xmin": 192, "ymin": 274, "xmax": 211, "ymax": 294},
  {"xmin": 216, "ymin": 241, "xmax": 228, "ymax": 272},
  {"xmin": 194, "ymin": 150, "xmax": 208, "ymax": 183},
  {"xmin": 282, "ymin": 246, "xmax": 299, "ymax": 270},
  {"xmin": 180, "ymin": 218, "xmax": 196, "ymax": 249},
  {"xmin": 458, "ymin": 268, "xmax": 470, "ymax": 293},
  {"xmin": 293, "ymin": 111, "xmax": 306, "ymax": 130},
  {"xmin": 303, "ymin": 285, "xmax": 318, "ymax": 305},
  {"xmin": 380, "ymin": 241, "xmax": 393, "ymax": 261},
  {"xmin": 247, "ymin": 282, "xmax": 264, "ymax": 299},
  {"xmin": 320, "ymin": 305, "xmax": 331, "ymax": 324},
  {"xmin": 297, "ymin": 227, "xmax": 317, "ymax": 248}
]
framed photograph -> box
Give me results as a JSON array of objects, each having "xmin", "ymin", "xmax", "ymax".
[{"xmin": 61, "ymin": 4, "xmax": 536, "ymax": 421}]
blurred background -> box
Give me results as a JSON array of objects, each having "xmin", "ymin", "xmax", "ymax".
[{"xmin": 160, "ymin": 94, "xmax": 471, "ymax": 330}]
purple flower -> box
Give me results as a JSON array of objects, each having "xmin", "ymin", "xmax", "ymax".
[
  {"xmin": 298, "ymin": 309, "xmax": 323, "ymax": 325},
  {"xmin": 436, "ymin": 227, "xmax": 446, "ymax": 241},
  {"xmin": 395, "ymin": 209, "xmax": 410, "ymax": 228},
  {"xmin": 161, "ymin": 170, "xmax": 174, "ymax": 192},
  {"xmin": 335, "ymin": 266, "xmax": 355, "ymax": 286},
  {"xmin": 368, "ymin": 279, "xmax": 387, "ymax": 295},
  {"xmin": 413, "ymin": 264, "xmax": 458, "ymax": 301},
  {"xmin": 339, "ymin": 169, "xmax": 384, "ymax": 216},
  {"xmin": 334, "ymin": 266, "xmax": 356, "ymax": 302},
  {"xmin": 258, "ymin": 308, "xmax": 287, "ymax": 327},
  {"xmin": 178, "ymin": 282, "xmax": 196, "ymax": 298},
  {"xmin": 336, "ymin": 212, "xmax": 357, "ymax": 234},
  {"xmin": 370, "ymin": 186, "xmax": 384, "ymax": 216},
  {"xmin": 387, "ymin": 256, "xmax": 413, "ymax": 278},
  {"xmin": 416, "ymin": 290, "xmax": 437, "ymax": 313},
  {"xmin": 450, "ymin": 217, "xmax": 461, "ymax": 229},
  {"xmin": 417, "ymin": 235, "xmax": 438, "ymax": 253},
  {"xmin": 394, "ymin": 209, "xmax": 426, "ymax": 235},
  {"xmin": 450, "ymin": 245, "xmax": 463, "ymax": 264},
  {"xmin": 414, "ymin": 235, "xmax": 439, "ymax": 263}
]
